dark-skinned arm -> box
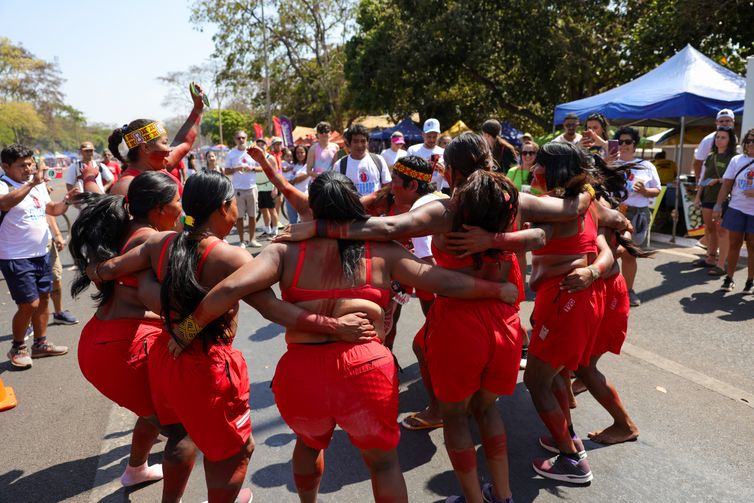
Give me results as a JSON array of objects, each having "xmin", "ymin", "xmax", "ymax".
[
  {"xmin": 274, "ymin": 198, "xmax": 452, "ymax": 243},
  {"xmin": 559, "ymin": 234, "xmax": 614, "ymax": 293},
  {"xmin": 386, "ymin": 242, "xmax": 519, "ymax": 304},
  {"xmin": 518, "ymin": 191, "xmax": 592, "ymax": 222},
  {"xmin": 248, "ymin": 146, "xmax": 311, "ymax": 219},
  {"xmin": 86, "ymin": 232, "xmax": 172, "ymax": 283},
  {"xmin": 165, "ymin": 83, "xmax": 205, "ymax": 170}
]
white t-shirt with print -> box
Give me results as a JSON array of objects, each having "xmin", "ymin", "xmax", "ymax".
[
  {"xmin": 410, "ymin": 192, "xmax": 445, "ymax": 259},
  {"xmin": 224, "ymin": 148, "xmax": 257, "ymax": 190},
  {"xmin": 615, "ymin": 158, "xmax": 661, "ymax": 208},
  {"xmin": 380, "ymin": 148, "xmax": 407, "ymax": 168},
  {"xmin": 723, "ymin": 154, "xmax": 754, "ymax": 215},
  {"xmin": 64, "ymin": 160, "xmax": 113, "ymax": 192},
  {"xmin": 0, "ymin": 177, "xmax": 51, "ymax": 260},
  {"xmin": 338, "ymin": 154, "xmax": 391, "ymax": 195},
  {"xmin": 285, "ymin": 163, "xmax": 310, "ymax": 193},
  {"xmin": 406, "ymin": 143, "xmax": 447, "ymax": 189}
]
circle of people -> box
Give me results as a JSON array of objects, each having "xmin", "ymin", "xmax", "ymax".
[{"xmin": 1, "ymin": 84, "xmax": 753, "ymax": 502}]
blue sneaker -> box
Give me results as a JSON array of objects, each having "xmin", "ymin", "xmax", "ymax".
[
  {"xmin": 482, "ymin": 483, "xmax": 513, "ymax": 503},
  {"xmin": 53, "ymin": 310, "xmax": 79, "ymax": 325}
]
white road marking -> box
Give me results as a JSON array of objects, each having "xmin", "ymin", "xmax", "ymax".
[
  {"xmin": 622, "ymin": 342, "xmax": 754, "ymax": 409},
  {"xmin": 86, "ymin": 406, "xmax": 137, "ymax": 502}
]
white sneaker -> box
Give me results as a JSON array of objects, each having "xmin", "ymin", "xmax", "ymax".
[{"xmin": 239, "ymin": 241, "xmax": 247, "ymax": 249}]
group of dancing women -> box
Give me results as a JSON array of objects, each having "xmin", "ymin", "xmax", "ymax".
[{"xmin": 69, "ymin": 90, "xmax": 647, "ymax": 503}]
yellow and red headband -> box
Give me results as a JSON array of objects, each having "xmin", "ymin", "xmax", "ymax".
[
  {"xmin": 393, "ymin": 161, "xmax": 432, "ymax": 183},
  {"xmin": 123, "ymin": 122, "xmax": 167, "ymax": 149}
]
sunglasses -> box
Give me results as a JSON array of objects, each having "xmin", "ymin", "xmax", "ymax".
[
  {"xmin": 236, "ymin": 136, "xmax": 247, "ymax": 140},
  {"xmin": 522, "ymin": 151, "xmax": 536, "ymax": 156},
  {"xmin": 618, "ymin": 139, "xmax": 635, "ymax": 145}
]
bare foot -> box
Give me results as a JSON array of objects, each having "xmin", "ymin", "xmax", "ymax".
[
  {"xmin": 588, "ymin": 423, "xmax": 639, "ymax": 445},
  {"xmin": 400, "ymin": 408, "xmax": 443, "ymax": 430}
]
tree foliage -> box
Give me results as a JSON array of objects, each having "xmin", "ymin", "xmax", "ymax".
[
  {"xmin": 190, "ymin": 0, "xmax": 353, "ymax": 129},
  {"xmin": 345, "ymin": 0, "xmax": 754, "ymax": 134},
  {"xmin": 201, "ymin": 109, "xmax": 254, "ymax": 145}
]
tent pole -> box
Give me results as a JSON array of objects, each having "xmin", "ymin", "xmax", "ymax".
[{"xmin": 671, "ymin": 116, "xmax": 686, "ymax": 243}]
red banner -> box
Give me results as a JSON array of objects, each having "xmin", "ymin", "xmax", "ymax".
[
  {"xmin": 253, "ymin": 123, "xmax": 264, "ymax": 141},
  {"xmin": 273, "ymin": 116, "xmax": 282, "ymax": 138}
]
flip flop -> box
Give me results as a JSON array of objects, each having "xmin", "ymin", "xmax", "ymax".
[
  {"xmin": 692, "ymin": 258, "xmax": 715, "ymax": 268},
  {"xmin": 400, "ymin": 412, "xmax": 443, "ymax": 430},
  {"xmin": 708, "ymin": 266, "xmax": 726, "ymax": 276}
]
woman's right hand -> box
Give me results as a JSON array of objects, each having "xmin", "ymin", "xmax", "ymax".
[
  {"xmin": 273, "ymin": 221, "xmax": 316, "ymax": 242},
  {"xmin": 333, "ymin": 312, "xmax": 377, "ymax": 342},
  {"xmin": 499, "ymin": 282, "xmax": 519, "ymax": 304}
]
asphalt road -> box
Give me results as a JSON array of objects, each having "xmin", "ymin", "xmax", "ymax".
[{"xmin": 1, "ymin": 213, "xmax": 753, "ymax": 502}]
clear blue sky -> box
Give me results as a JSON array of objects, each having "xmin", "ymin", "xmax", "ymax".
[{"xmin": 0, "ymin": 0, "xmax": 216, "ymax": 125}]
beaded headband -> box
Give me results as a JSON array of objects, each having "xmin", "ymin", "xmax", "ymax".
[
  {"xmin": 123, "ymin": 122, "xmax": 167, "ymax": 149},
  {"xmin": 393, "ymin": 161, "xmax": 432, "ymax": 183}
]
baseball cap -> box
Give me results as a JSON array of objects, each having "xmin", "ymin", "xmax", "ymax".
[
  {"xmin": 271, "ymin": 136, "xmax": 283, "ymax": 144},
  {"xmin": 716, "ymin": 109, "xmax": 734, "ymax": 120},
  {"xmin": 80, "ymin": 141, "xmax": 95, "ymax": 151},
  {"xmin": 423, "ymin": 118, "xmax": 441, "ymax": 134},
  {"xmin": 391, "ymin": 131, "xmax": 405, "ymax": 144},
  {"xmin": 255, "ymin": 137, "xmax": 267, "ymax": 146}
]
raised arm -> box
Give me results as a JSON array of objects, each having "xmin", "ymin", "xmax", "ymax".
[
  {"xmin": 248, "ymin": 146, "xmax": 311, "ymax": 219},
  {"xmin": 385, "ymin": 243, "xmax": 519, "ymax": 303},
  {"xmin": 165, "ymin": 82, "xmax": 205, "ymax": 169}
]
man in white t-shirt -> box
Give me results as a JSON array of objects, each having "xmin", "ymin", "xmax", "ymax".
[
  {"xmin": 380, "ymin": 131, "xmax": 407, "ymax": 168},
  {"xmin": 224, "ymin": 130, "xmax": 261, "ymax": 248},
  {"xmin": 553, "ymin": 113, "xmax": 583, "ymax": 145},
  {"xmin": 407, "ymin": 118, "xmax": 448, "ymax": 192},
  {"xmin": 337, "ymin": 124, "xmax": 391, "ymax": 195},
  {"xmin": 614, "ymin": 126, "xmax": 661, "ymax": 307},
  {"xmin": 693, "ymin": 108, "xmax": 736, "ymax": 182},
  {"xmin": 64, "ymin": 141, "xmax": 114, "ymax": 194},
  {"xmin": 1, "ymin": 144, "xmax": 75, "ymax": 369}
]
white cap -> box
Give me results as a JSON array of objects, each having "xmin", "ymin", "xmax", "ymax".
[
  {"xmin": 423, "ymin": 118, "xmax": 441, "ymax": 134},
  {"xmin": 716, "ymin": 109, "xmax": 735, "ymax": 120}
]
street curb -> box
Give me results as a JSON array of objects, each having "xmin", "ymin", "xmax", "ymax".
[{"xmin": 651, "ymin": 232, "xmax": 747, "ymax": 258}]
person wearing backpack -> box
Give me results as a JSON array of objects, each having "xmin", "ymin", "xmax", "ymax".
[
  {"xmin": 0, "ymin": 144, "xmax": 78, "ymax": 369},
  {"xmin": 64, "ymin": 141, "xmax": 114, "ymax": 194},
  {"xmin": 337, "ymin": 125, "xmax": 391, "ymax": 196}
]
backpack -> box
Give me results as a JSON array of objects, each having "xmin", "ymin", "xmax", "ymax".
[
  {"xmin": 0, "ymin": 177, "xmax": 14, "ymax": 229},
  {"xmin": 339, "ymin": 153, "xmax": 385, "ymax": 184}
]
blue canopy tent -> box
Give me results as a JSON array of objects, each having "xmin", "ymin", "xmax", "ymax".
[
  {"xmin": 369, "ymin": 118, "xmax": 423, "ymax": 146},
  {"xmin": 553, "ymin": 45, "xmax": 746, "ymax": 240},
  {"xmin": 501, "ymin": 121, "xmax": 525, "ymax": 148},
  {"xmin": 554, "ymin": 45, "xmax": 745, "ymax": 127}
]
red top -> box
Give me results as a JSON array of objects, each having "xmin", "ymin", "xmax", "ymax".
[
  {"xmin": 116, "ymin": 227, "xmax": 154, "ymax": 289},
  {"xmin": 120, "ymin": 167, "xmax": 184, "ymax": 196},
  {"xmin": 532, "ymin": 201, "xmax": 598, "ymax": 256},
  {"xmin": 281, "ymin": 241, "xmax": 391, "ymax": 308}
]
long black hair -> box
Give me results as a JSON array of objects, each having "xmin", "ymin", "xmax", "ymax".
[
  {"xmin": 308, "ymin": 171, "xmax": 370, "ymax": 281},
  {"xmin": 443, "ymin": 132, "xmax": 494, "ymax": 185},
  {"xmin": 69, "ymin": 171, "xmax": 178, "ymax": 304},
  {"xmin": 451, "ymin": 170, "xmax": 519, "ymax": 269},
  {"xmin": 536, "ymin": 142, "xmax": 598, "ymax": 197},
  {"xmin": 590, "ymin": 154, "xmax": 654, "ymax": 258},
  {"xmin": 160, "ymin": 170, "xmax": 235, "ymax": 347}
]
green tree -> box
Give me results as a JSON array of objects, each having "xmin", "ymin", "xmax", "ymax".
[
  {"xmin": 190, "ymin": 0, "xmax": 354, "ymax": 128},
  {"xmin": 0, "ymin": 101, "xmax": 45, "ymax": 144},
  {"xmin": 201, "ymin": 109, "xmax": 253, "ymax": 145}
]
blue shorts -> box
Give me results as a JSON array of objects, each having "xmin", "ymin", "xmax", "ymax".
[
  {"xmin": 0, "ymin": 254, "xmax": 53, "ymax": 304},
  {"xmin": 721, "ymin": 206, "xmax": 754, "ymax": 234}
]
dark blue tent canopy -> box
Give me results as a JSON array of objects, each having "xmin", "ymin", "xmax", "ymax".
[
  {"xmin": 369, "ymin": 118, "xmax": 423, "ymax": 144},
  {"xmin": 554, "ymin": 45, "xmax": 745, "ymax": 126}
]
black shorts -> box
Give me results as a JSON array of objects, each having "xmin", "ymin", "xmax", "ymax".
[{"xmin": 258, "ymin": 190, "xmax": 275, "ymax": 209}]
